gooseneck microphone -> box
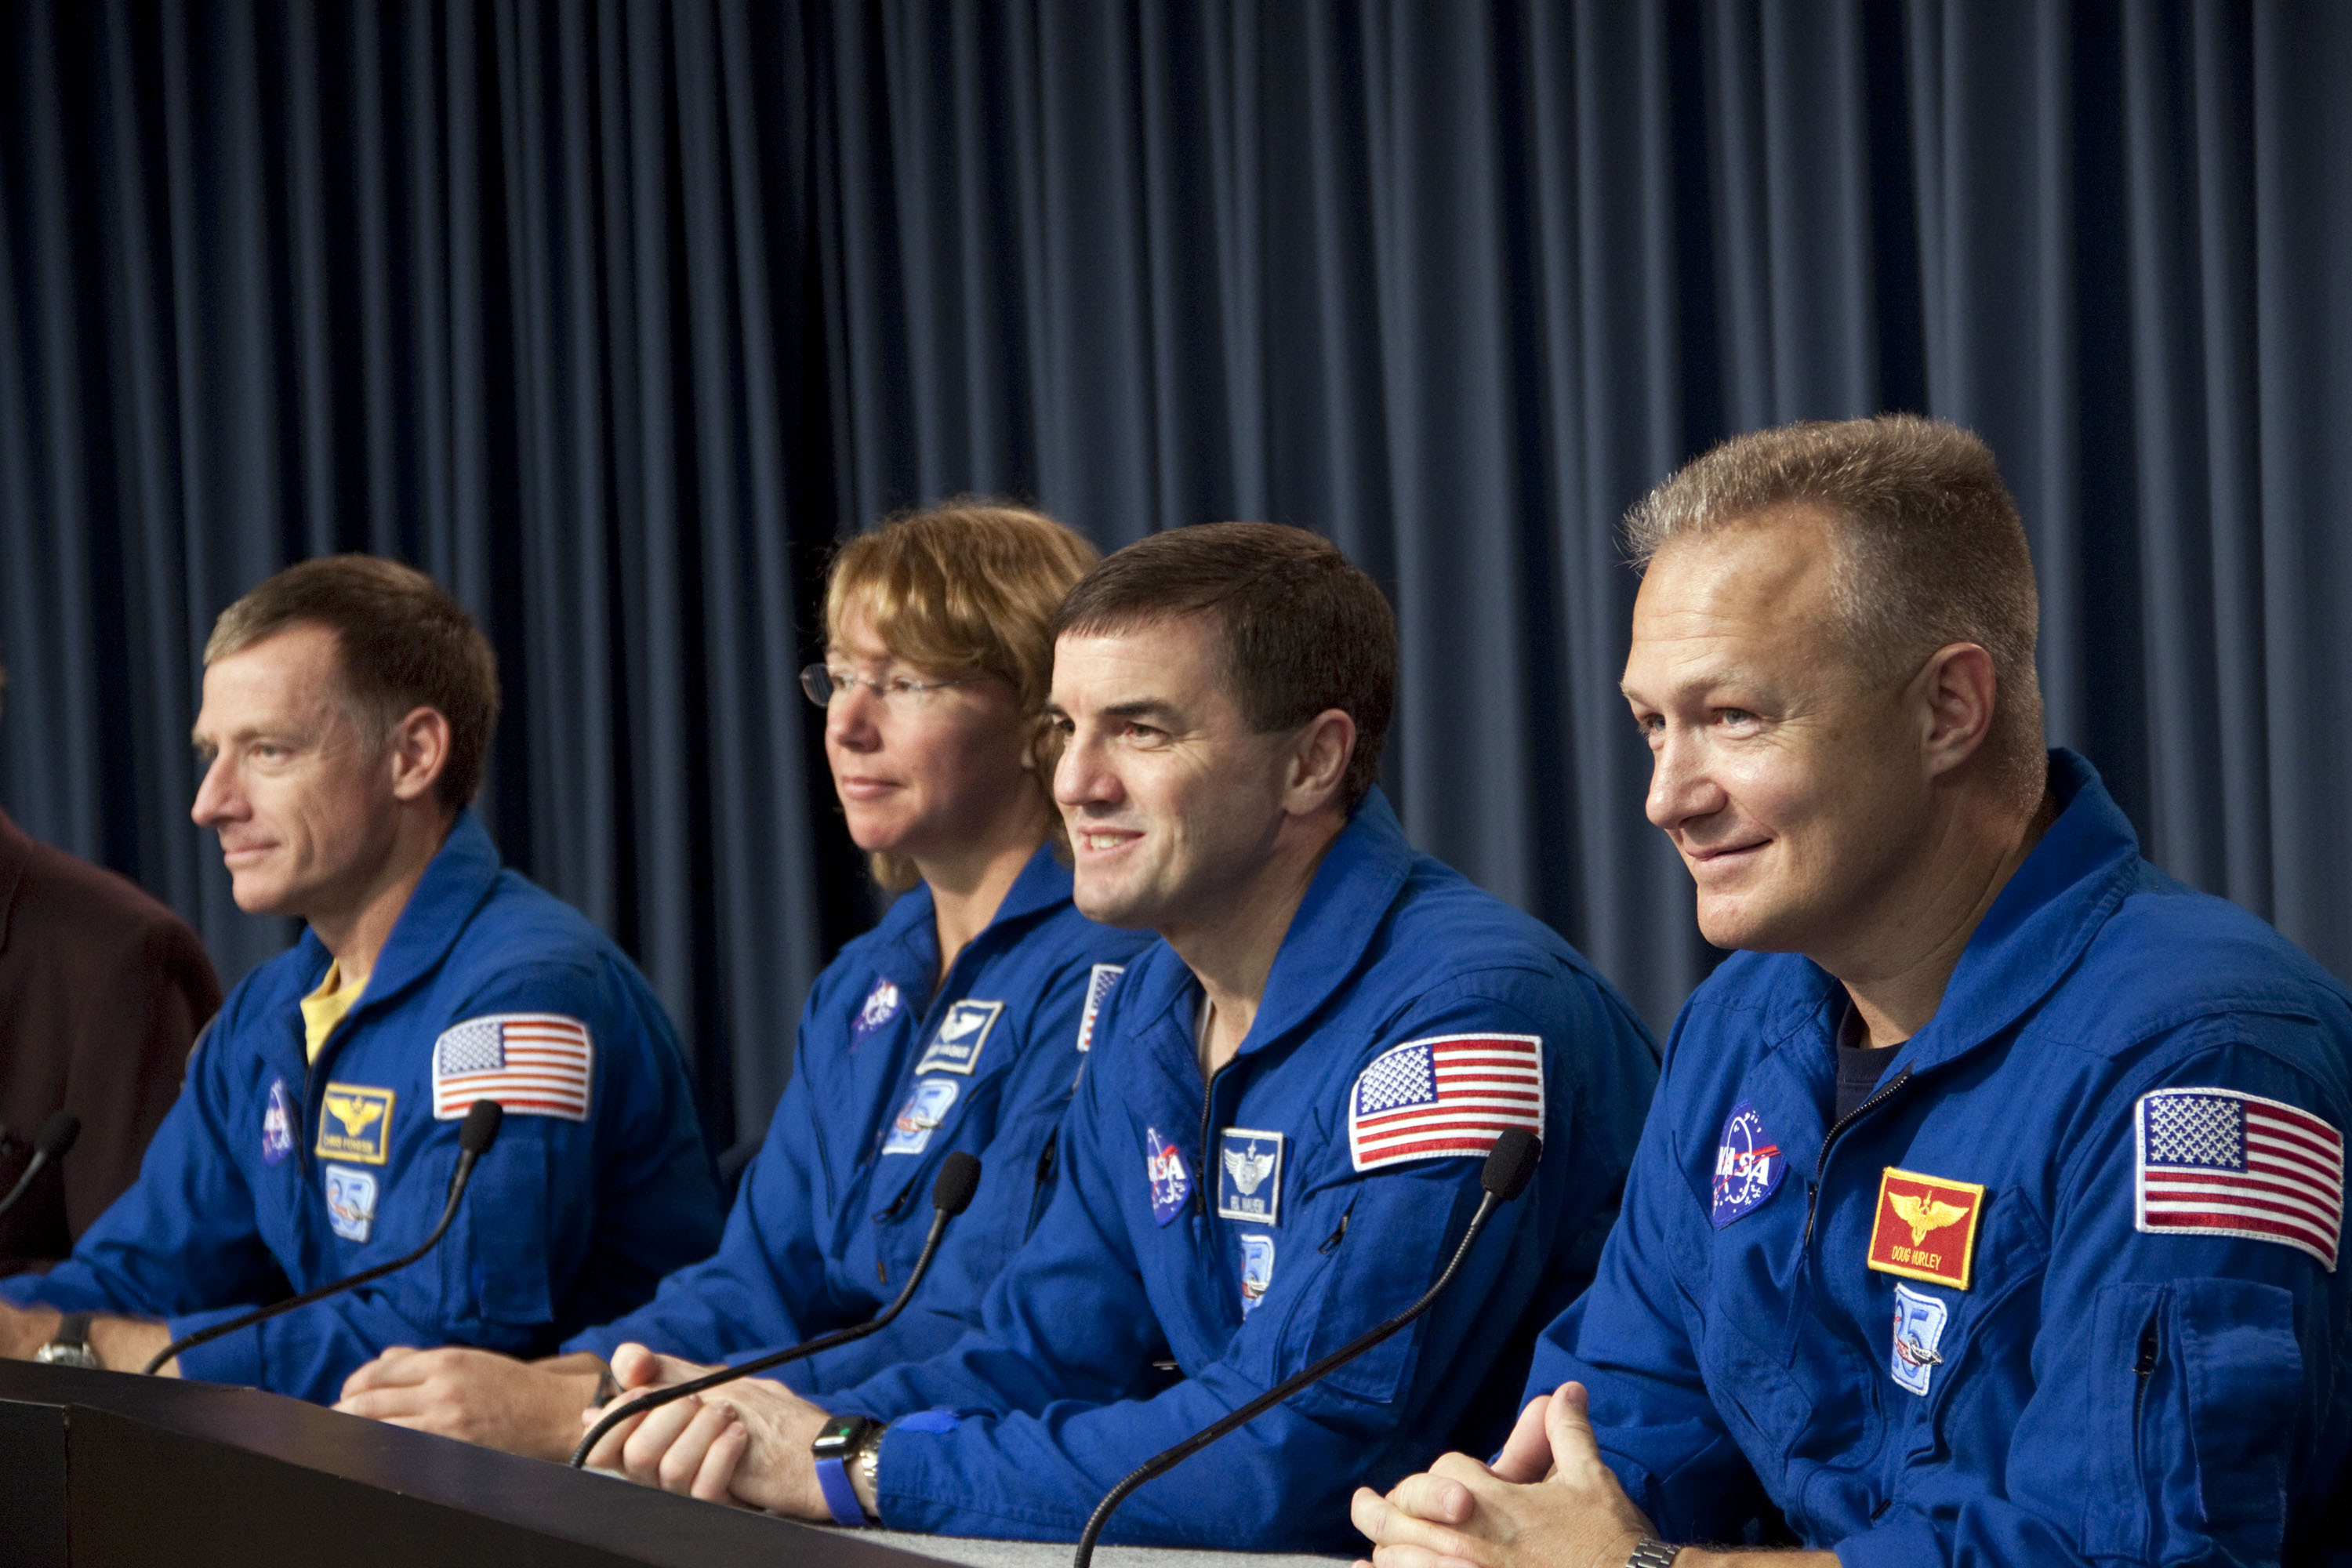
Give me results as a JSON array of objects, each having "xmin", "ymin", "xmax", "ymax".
[
  {"xmin": 571, "ymin": 1150, "xmax": 983, "ymax": 1470},
  {"xmin": 0, "ymin": 1112, "xmax": 84, "ymax": 1225},
  {"xmin": 142, "ymin": 1099, "xmax": 503, "ymax": 1376},
  {"xmin": 1070, "ymin": 1127, "xmax": 1544, "ymax": 1568}
]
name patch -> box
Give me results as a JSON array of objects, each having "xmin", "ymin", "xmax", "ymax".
[
  {"xmin": 1710, "ymin": 1100, "xmax": 1784, "ymax": 1229},
  {"xmin": 1074, "ymin": 964, "xmax": 1124, "ymax": 1054},
  {"xmin": 315, "ymin": 1083, "xmax": 395, "ymax": 1165},
  {"xmin": 1145, "ymin": 1124, "xmax": 1191, "ymax": 1225},
  {"xmin": 324, "ymin": 1163, "xmax": 380, "ymax": 1243},
  {"xmin": 916, "ymin": 1000, "xmax": 1004, "ymax": 1077},
  {"xmin": 882, "ymin": 1079, "xmax": 961, "ymax": 1156},
  {"xmin": 1888, "ymin": 1282, "xmax": 1948, "ymax": 1396},
  {"xmin": 1867, "ymin": 1167, "xmax": 1987, "ymax": 1290},
  {"xmin": 1239, "ymin": 1233, "xmax": 1276, "ymax": 1316},
  {"xmin": 1217, "ymin": 1128, "xmax": 1284, "ymax": 1224}
]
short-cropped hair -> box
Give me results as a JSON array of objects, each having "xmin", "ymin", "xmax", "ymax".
[
  {"xmin": 205, "ymin": 555, "xmax": 501, "ymax": 810},
  {"xmin": 826, "ymin": 499, "xmax": 1101, "ymax": 891},
  {"xmin": 1625, "ymin": 415, "xmax": 2044, "ymax": 809},
  {"xmin": 1054, "ymin": 522, "xmax": 1396, "ymax": 813}
]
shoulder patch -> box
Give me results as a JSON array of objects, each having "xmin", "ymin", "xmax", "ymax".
[
  {"xmin": 1348, "ymin": 1033, "xmax": 1544, "ymax": 1172},
  {"xmin": 432, "ymin": 1014, "xmax": 593, "ymax": 1121},
  {"xmin": 2136, "ymin": 1086, "xmax": 2343, "ymax": 1270},
  {"xmin": 1074, "ymin": 964, "xmax": 1124, "ymax": 1054}
]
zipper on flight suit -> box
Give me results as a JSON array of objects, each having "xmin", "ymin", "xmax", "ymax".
[
  {"xmin": 1195, "ymin": 1060, "xmax": 1234, "ymax": 1216},
  {"xmin": 1802, "ymin": 1065, "xmax": 1915, "ymax": 1247},
  {"xmin": 2132, "ymin": 1313, "xmax": 2160, "ymax": 1424}
]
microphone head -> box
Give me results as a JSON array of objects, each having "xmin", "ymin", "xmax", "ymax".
[
  {"xmin": 458, "ymin": 1098, "xmax": 505, "ymax": 1156},
  {"xmin": 35, "ymin": 1110, "xmax": 82, "ymax": 1160},
  {"xmin": 932, "ymin": 1152, "xmax": 982, "ymax": 1217},
  {"xmin": 1480, "ymin": 1128, "xmax": 1540, "ymax": 1203}
]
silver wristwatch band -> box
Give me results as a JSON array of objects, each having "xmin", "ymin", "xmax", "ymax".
[
  {"xmin": 1624, "ymin": 1540, "xmax": 1680, "ymax": 1568},
  {"xmin": 852, "ymin": 1423, "xmax": 886, "ymax": 1520}
]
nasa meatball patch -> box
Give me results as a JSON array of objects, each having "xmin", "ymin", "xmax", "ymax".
[{"xmin": 1709, "ymin": 1101, "xmax": 1786, "ymax": 1229}]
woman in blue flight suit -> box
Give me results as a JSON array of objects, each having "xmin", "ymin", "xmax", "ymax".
[{"xmin": 334, "ymin": 501, "xmax": 1149, "ymax": 1457}]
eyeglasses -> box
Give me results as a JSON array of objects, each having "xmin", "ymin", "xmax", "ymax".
[{"xmin": 799, "ymin": 664, "xmax": 980, "ymax": 710}]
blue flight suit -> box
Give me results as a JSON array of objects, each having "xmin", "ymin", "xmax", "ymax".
[
  {"xmin": 0, "ymin": 813, "xmax": 724, "ymax": 1403},
  {"xmin": 1529, "ymin": 751, "xmax": 2352, "ymax": 1566},
  {"xmin": 565, "ymin": 843, "xmax": 1152, "ymax": 1392},
  {"xmin": 825, "ymin": 790, "xmax": 1661, "ymax": 1550}
]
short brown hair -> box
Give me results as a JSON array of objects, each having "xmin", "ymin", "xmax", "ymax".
[
  {"xmin": 826, "ymin": 499, "xmax": 1100, "ymax": 891},
  {"xmin": 205, "ymin": 555, "xmax": 501, "ymax": 810},
  {"xmin": 1055, "ymin": 522, "xmax": 1396, "ymax": 812},
  {"xmin": 1625, "ymin": 415, "xmax": 2045, "ymax": 809}
]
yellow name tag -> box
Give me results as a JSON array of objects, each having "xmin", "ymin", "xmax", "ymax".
[{"xmin": 315, "ymin": 1083, "xmax": 395, "ymax": 1165}]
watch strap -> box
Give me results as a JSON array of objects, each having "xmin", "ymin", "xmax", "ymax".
[
  {"xmin": 813, "ymin": 1452, "xmax": 866, "ymax": 1526},
  {"xmin": 1624, "ymin": 1540, "xmax": 1680, "ymax": 1568},
  {"xmin": 35, "ymin": 1311, "xmax": 100, "ymax": 1370}
]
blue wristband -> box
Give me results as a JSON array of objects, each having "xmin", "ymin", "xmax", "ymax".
[{"xmin": 814, "ymin": 1453, "xmax": 865, "ymax": 1526}]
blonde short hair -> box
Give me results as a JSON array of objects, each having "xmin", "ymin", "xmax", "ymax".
[
  {"xmin": 826, "ymin": 499, "xmax": 1098, "ymax": 891},
  {"xmin": 1625, "ymin": 416, "xmax": 2045, "ymax": 813}
]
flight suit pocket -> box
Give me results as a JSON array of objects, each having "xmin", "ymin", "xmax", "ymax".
[
  {"xmin": 434, "ymin": 1136, "xmax": 554, "ymax": 1330},
  {"xmin": 2078, "ymin": 1279, "xmax": 2298, "ymax": 1564}
]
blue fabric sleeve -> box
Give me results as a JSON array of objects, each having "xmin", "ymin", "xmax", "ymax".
[
  {"xmin": 563, "ymin": 985, "xmax": 835, "ymax": 1370},
  {"xmin": 1521, "ymin": 1012, "xmax": 1773, "ymax": 1542}
]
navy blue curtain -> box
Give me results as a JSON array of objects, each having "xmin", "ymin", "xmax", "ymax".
[{"xmin": 5, "ymin": 2, "xmax": 2349, "ymax": 1151}]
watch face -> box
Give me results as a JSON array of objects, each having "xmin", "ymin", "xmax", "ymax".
[{"xmin": 811, "ymin": 1415, "xmax": 870, "ymax": 1458}]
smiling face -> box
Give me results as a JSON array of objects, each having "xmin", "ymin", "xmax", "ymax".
[
  {"xmin": 1621, "ymin": 507, "xmax": 1932, "ymax": 958},
  {"xmin": 1048, "ymin": 616, "xmax": 1300, "ymax": 935},
  {"xmin": 821, "ymin": 610, "xmax": 1041, "ymax": 865},
  {"xmin": 191, "ymin": 623, "xmax": 405, "ymax": 921}
]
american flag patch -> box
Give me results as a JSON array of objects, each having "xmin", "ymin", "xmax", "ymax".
[
  {"xmin": 431, "ymin": 1014, "xmax": 594, "ymax": 1122},
  {"xmin": 1348, "ymin": 1033, "xmax": 1544, "ymax": 1172},
  {"xmin": 1074, "ymin": 964, "xmax": 1124, "ymax": 1054},
  {"xmin": 2136, "ymin": 1087, "xmax": 2343, "ymax": 1270}
]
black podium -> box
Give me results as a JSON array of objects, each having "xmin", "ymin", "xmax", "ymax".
[{"xmin": 0, "ymin": 1359, "xmax": 948, "ymax": 1567}]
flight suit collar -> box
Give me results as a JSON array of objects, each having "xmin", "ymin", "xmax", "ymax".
[
  {"xmin": 284, "ymin": 811, "xmax": 505, "ymax": 1057},
  {"xmin": 1121, "ymin": 787, "xmax": 1417, "ymax": 1058},
  {"xmin": 870, "ymin": 840, "xmax": 1074, "ymax": 994},
  {"xmin": 1801, "ymin": 748, "xmax": 2142, "ymax": 1083}
]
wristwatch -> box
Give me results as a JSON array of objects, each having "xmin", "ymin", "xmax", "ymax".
[
  {"xmin": 811, "ymin": 1414, "xmax": 884, "ymax": 1526},
  {"xmin": 1624, "ymin": 1540, "xmax": 1680, "ymax": 1568},
  {"xmin": 34, "ymin": 1312, "xmax": 100, "ymax": 1370}
]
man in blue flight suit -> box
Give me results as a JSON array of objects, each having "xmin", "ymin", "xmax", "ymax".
[
  {"xmin": 586, "ymin": 524, "xmax": 1661, "ymax": 1552},
  {"xmin": 1352, "ymin": 416, "xmax": 2352, "ymax": 1568},
  {"xmin": 0, "ymin": 556, "xmax": 723, "ymax": 1403}
]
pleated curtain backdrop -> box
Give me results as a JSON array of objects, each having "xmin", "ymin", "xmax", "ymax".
[{"xmin": 3, "ymin": 1, "xmax": 2347, "ymax": 1152}]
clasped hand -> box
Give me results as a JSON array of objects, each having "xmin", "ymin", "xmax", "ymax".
[
  {"xmin": 576, "ymin": 1341, "xmax": 837, "ymax": 1516},
  {"xmin": 1350, "ymin": 1382, "xmax": 1657, "ymax": 1568}
]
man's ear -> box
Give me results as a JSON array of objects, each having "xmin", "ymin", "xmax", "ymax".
[
  {"xmin": 1283, "ymin": 708, "xmax": 1357, "ymax": 818},
  {"xmin": 1916, "ymin": 642, "xmax": 1997, "ymax": 781},
  {"xmin": 386, "ymin": 706, "xmax": 454, "ymax": 804}
]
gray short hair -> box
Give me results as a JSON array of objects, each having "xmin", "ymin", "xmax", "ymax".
[{"xmin": 1626, "ymin": 416, "xmax": 2045, "ymax": 810}]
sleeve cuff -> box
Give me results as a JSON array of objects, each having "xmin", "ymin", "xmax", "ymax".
[
  {"xmin": 162, "ymin": 1306, "xmax": 266, "ymax": 1386},
  {"xmin": 1834, "ymin": 1516, "xmax": 1946, "ymax": 1568}
]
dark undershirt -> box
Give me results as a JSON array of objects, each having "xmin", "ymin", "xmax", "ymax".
[{"xmin": 1832, "ymin": 1001, "xmax": 1904, "ymax": 1123}]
